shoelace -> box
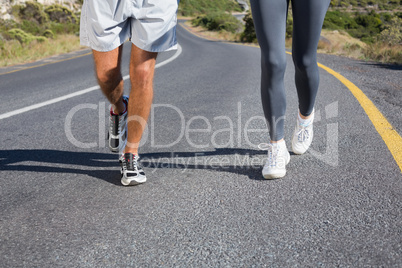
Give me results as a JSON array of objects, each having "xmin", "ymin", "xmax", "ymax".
[
  {"xmin": 296, "ymin": 125, "xmax": 310, "ymax": 142},
  {"xmin": 295, "ymin": 111, "xmax": 313, "ymax": 142},
  {"xmin": 109, "ymin": 100, "xmax": 127, "ymax": 136},
  {"xmin": 110, "ymin": 114, "xmax": 125, "ymax": 135},
  {"xmin": 123, "ymin": 154, "xmax": 142, "ymax": 172},
  {"xmin": 258, "ymin": 143, "xmax": 280, "ymax": 166}
]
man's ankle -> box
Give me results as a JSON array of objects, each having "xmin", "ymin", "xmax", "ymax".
[
  {"xmin": 112, "ymin": 98, "xmax": 126, "ymax": 115},
  {"xmin": 124, "ymin": 150, "xmax": 138, "ymax": 156}
]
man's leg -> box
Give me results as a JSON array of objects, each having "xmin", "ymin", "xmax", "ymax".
[
  {"xmin": 119, "ymin": 44, "xmax": 157, "ymax": 186},
  {"xmin": 92, "ymin": 46, "xmax": 125, "ymax": 114},
  {"xmin": 92, "ymin": 45, "xmax": 129, "ymax": 153},
  {"xmin": 125, "ymin": 44, "xmax": 158, "ymax": 155}
]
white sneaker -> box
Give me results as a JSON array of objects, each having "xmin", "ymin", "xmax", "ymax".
[
  {"xmin": 259, "ymin": 141, "xmax": 290, "ymax": 179},
  {"xmin": 292, "ymin": 112, "xmax": 314, "ymax": 155},
  {"xmin": 120, "ymin": 153, "xmax": 147, "ymax": 186}
]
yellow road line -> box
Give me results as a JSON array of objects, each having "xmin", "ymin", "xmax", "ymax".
[
  {"xmin": 182, "ymin": 22, "xmax": 402, "ymax": 172},
  {"xmin": 5, "ymin": 22, "xmax": 402, "ymax": 172},
  {"xmin": 317, "ymin": 62, "xmax": 402, "ymax": 172},
  {"xmin": 0, "ymin": 51, "xmax": 92, "ymax": 76}
]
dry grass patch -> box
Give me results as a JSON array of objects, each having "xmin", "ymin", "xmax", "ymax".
[
  {"xmin": 184, "ymin": 20, "xmax": 240, "ymax": 42},
  {"xmin": 363, "ymin": 43, "xmax": 402, "ymax": 64},
  {"xmin": 0, "ymin": 34, "xmax": 83, "ymax": 67},
  {"xmin": 317, "ymin": 29, "xmax": 366, "ymax": 59}
]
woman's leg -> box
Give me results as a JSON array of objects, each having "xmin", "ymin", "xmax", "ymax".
[
  {"xmin": 250, "ymin": 0, "xmax": 290, "ymax": 142},
  {"xmin": 291, "ymin": 0, "xmax": 331, "ymax": 117}
]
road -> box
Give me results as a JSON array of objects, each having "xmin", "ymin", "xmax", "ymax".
[{"xmin": 1, "ymin": 22, "xmax": 401, "ymax": 267}]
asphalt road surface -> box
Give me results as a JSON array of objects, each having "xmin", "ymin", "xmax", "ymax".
[{"xmin": 1, "ymin": 22, "xmax": 401, "ymax": 267}]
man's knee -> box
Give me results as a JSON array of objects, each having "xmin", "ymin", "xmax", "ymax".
[{"xmin": 131, "ymin": 64, "xmax": 155, "ymax": 86}]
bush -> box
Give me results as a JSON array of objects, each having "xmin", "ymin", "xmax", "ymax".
[
  {"xmin": 43, "ymin": 29, "xmax": 54, "ymax": 39},
  {"xmin": 47, "ymin": 21, "xmax": 80, "ymax": 35},
  {"xmin": 0, "ymin": 19, "xmax": 19, "ymax": 33},
  {"xmin": 20, "ymin": 19, "xmax": 42, "ymax": 35},
  {"xmin": 349, "ymin": 11, "xmax": 383, "ymax": 43},
  {"xmin": 240, "ymin": 10, "xmax": 295, "ymax": 42},
  {"xmin": 323, "ymin": 11, "xmax": 356, "ymax": 30},
  {"xmin": 192, "ymin": 12, "xmax": 243, "ymax": 33},
  {"xmin": 4, "ymin": 1, "xmax": 80, "ymax": 39},
  {"xmin": 8, "ymin": 28, "xmax": 32, "ymax": 44},
  {"xmin": 15, "ymin": 1, "xmax": 49, "ymax": 24},
  {"xmin": 8, "ymin": 28, "xmax": 47, "ymax": 44},
  {"xmin": 240, "ymin": 11, "xmax": 256, "ymax": 42},
  {"xmin": 379, "ymin": 16, "xmax": 401, "ymax": 45},
  {"xmin": 179, "ymin": 0, "xmax": 242, "ymax": 16},
  {"xmin": 323, "ymin": 10, "xmax": 387, "ymax": 43},
  {"xmin": 286, "ymin": 14, "xmax": 293, "ymax": 38},
  {"xmin": 0, "ymin": 34, "xmax": 4, "ymax": 50},
  {"xmin": 363, "ymin": 42, "xmax": 402, "ymax": 64},
  {"xmin": 45, "ymin": 4, "xmax": 78, "ymax": 24}
]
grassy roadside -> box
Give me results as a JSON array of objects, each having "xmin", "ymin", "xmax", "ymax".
[
  {"xmin": 1, "ymin": 11, "xmax": 400, "ymax": 68},
  {"xmin": 184, "ymin": 13, "xmax": 401, "ymax": 65},
  {"xmin": 182, "ymin": 20, "xmax": 365, "ymax": 58},
  {"xmin": 0, "ymin": 34, "xmax": 83, "ymax": 67},
  {"xmin": 0, "ymin": 1, "xmax": 82, "ymax": 68}
]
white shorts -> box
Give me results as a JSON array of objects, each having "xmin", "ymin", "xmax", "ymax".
[{"xmin": 80, "ymin": 0, "xmax": 178, "ymax": 52}]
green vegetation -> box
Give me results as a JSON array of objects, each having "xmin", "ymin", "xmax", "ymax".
[
  {"xmin": 240, "ymin": 12, "xmax": 256, "ymax": 43},
  {"xmin": 7, "ymin": 28, "xmax": 46, "ymax": 44},
  {"xmin": 3, "ymin": 1, "xmax": 80, "ymax": 38},
  {"xmin": 0, "ymin": 0, "xmax": 400, "ymax": 66},
  {"xmin": 323, "ymin": 9, "xmax": 401, "ymax": 63},
  {"xmin": 241, "ymin": 11, "xmax": 293, "ymax": 43},
  {"xmin": 0, "ymin": 1, "xmax": 81, "ymax": 66},
  {"xmin": 237, "ymin": 6, "xmax": 401, "ymax": 64},
  {"xmin": 178, "ymin": 0, "xmax": 242, "ymax": 16},
  {"xmin": 322, "ymin": 10, "xmax": 400, "ymax": 43},
  {"xmin": 192, "ymin": 12, "xmax": 243, "ymax": 33},
  {"xmin": 187, "ymin": 0, "xmax": 401, "ymax": 64},
  {"xmin": 330, "ymin": 0, "xmax": 400, "ymax": 10},
  {"xmin": 1, "ymin": 34, "xmax": 81, "ymax": 67}
]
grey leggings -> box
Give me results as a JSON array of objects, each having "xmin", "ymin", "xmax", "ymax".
[{"xmin": 250, "ymin": 0, "xmax": 330, "ymax": 141}]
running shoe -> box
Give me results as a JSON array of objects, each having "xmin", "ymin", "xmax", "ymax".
[
  {"xmin": 120, "ymin": 153, "xmax": 147, "ymax": 186},
  {"xmin": 259, "ymin": 141, "xmax": 290, "ymax": 179},
  {"xmin": 291, "ymin": 113, "xmax": 314, "ymax": 155},
  {"xmin": 108, "ymin": 95, "xmax": 128, "ymax": 153}
]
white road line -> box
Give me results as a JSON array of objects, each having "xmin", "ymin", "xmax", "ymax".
[{"xmin": 0, "ymin": 44, "xmax": 182, "ymax": 120}]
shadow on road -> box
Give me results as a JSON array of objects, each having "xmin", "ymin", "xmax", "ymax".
[
  {"xmin": 360, "ymin": 62, "xmax": 402, "ymax": 70},
  {"xmin": 0, "ymin": 149, "xmax": 121, "ymax": 185},
  {"xmin": 140, "ymin": 148, "xmax": 267, "ymax": 181},
  {"xmin": 0, "ymin": 148, "xmax": 271, "ymax": 184}
]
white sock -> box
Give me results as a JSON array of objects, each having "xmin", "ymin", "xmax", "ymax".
[
  {"xmin": 271, "ymin": 139, "xmax": 286, "ymax": 148},
  {"xmin": 298, "ymin": 110, "xmax": 314, "ymax": 127}
]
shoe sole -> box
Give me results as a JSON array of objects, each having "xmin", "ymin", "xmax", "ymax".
[
  {"xmin": 121, "ymin": 175, "xmax": 147, "ymax": 186},
  {"xmin": 262, "ymin": 152, "xmax": 290, "ymax": 179},
  {"xmin": 263, "ymin": 171, "xmax": 286, "ymax": 179},
  {"xmin": 292, "ymin": 141, "xmax": 311, "ymax": 155}
]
